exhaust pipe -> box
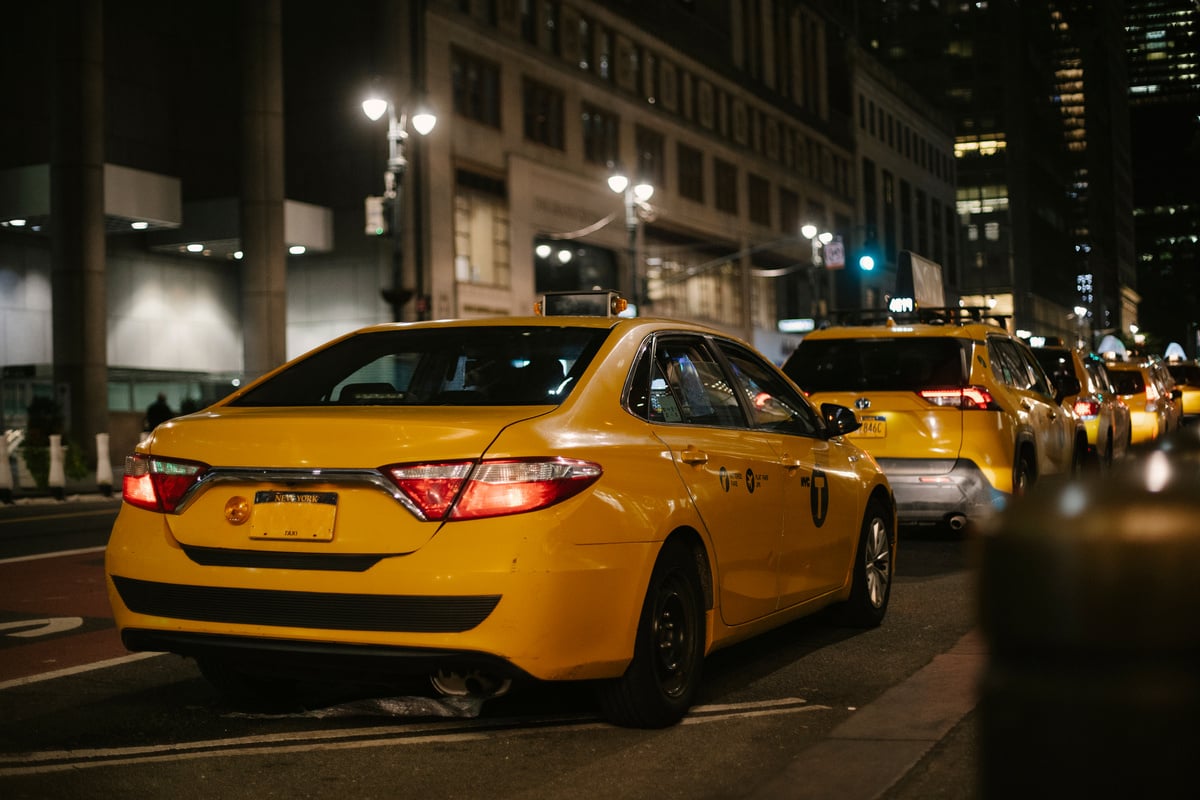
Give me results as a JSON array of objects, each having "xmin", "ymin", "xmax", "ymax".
[{"xmin": 948, "ymin": 514, "xmax": 968, "ymax": 531}]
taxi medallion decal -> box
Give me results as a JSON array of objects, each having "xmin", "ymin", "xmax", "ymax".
[{"xmin": 809, "ymin": 469, "xmax": 829, "ymax": 528}]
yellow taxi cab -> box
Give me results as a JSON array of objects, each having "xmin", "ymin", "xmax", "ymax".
[
  {"xmin": 782, "ymin": 310, "xmax": 1086, "ymax": 531},
  {"xmin": 1032, "ymin": 345, "xmax": 1132, "ymax": 468},
  {"xmin": 106, "ymin": 291, "xmax": 895, "ymax": 728},
  {"xmin": 1107, "ymin": 356, "xmax": 1182, "ymax": 444},
  {"xmin": 1165, "ymin": 360, "xmax": 1200, "ymax": 425}
]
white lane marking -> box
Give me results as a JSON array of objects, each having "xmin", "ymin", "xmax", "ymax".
[
  {"xmin": 0, "ymin": 617, "xmax": 84, "ymax": 638},
  {"xmin": 0, "ymin": 545, "xmax": 106, "ymax": 564},
  {"xmin": 0, "ymin": 698, "xmax": 829, "ymax": 776},
  {"xmin": 0, "ymin": 652, "xmax": 163, "ymax": 691}
]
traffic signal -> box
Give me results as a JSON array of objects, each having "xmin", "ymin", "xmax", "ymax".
[{"xmin": 365, "ymin": 195, "xmax": 389, "ymax": 236}]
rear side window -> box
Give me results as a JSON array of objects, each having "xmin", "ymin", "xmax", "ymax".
[
  {"xmin": 1109, "ymin": 369, "xmax": 1146, "ymax": 396},
  {"xmin": 229, "ymin": 326, "xmax": 609, "ymax": 407},
  {"xmin": 989, "ymin": 338, "xmax": 1054, "ymax": 398},
  {"xmin": 1168, "ymin": 364, "xmax": 1200, "ymax": 386},
  {"xmin": 784, "ymin": 337, "xmax": 968, "ymax": 393},
  {"xmin": 1032, "ymin": 348, "xmax": 1074, "ymax": 385}
]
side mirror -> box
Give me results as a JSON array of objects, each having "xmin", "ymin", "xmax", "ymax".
[{"xmin": 821, "ymin": 403, "xmax": 861, "ymax": 437}]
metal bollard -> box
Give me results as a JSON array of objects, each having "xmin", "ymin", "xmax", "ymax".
[
  {"xmin": 96, "ymin": 432, "xmax": 114, "ymax": 497},
  {"xmin": 0, "ymin": 434, "xmax": 13, "ymax": 503},
  {"xmin": 977, "ymin": 427, "xmax": 1200, "ymax": 797},
  {"xmin": 48, "ymin": 434, "xmax": 66, "ymax": 500}
]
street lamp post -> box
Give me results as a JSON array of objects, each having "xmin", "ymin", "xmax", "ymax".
[
  {"xmin": 363, "ymin": 95, "xmax": 436, "ymax": 321},
  {"xmin": 608, "ymin": 173, "xmax": 654, "ymax": 311},
  {"xmin": 802, "ymin": 224, "xmax": 834, "ymax": 318}
]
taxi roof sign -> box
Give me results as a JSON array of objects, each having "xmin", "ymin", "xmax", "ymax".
[{"xmin": 536, "ymin": 290, "xmax": 628, "ymax": 317}]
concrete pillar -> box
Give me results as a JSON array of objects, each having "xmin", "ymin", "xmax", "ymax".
[
  {"xmin": 51, "ymin": 0, "xmax": 108, "ymax": 463},
  {"xmin": 239, "ymin": 0, "xmax": 288, "ymax": 379}
]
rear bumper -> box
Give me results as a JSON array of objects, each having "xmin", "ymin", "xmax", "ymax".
[
  {"xmin": 105, "ymin": 503, "xmax": 659, "ymax": 683},
  {"xmin": 875, "ymin": 457, "xmax": 1007, "ymax": 526}
]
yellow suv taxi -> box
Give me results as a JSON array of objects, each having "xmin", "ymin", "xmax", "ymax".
[
  {"xmin": 1106, "ymin": 356, "xmax": 1182, "ymax": 444},
  {"xmin": 1165, "ymin": 360, "xmax": 1200, "ymax": 425},
  {"xmin": 782, "ymin": 314, "xmax": 1087, "ymax": 530}
]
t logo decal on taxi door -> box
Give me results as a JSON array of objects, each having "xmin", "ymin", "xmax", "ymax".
[{"xmin": 810, "ymin": 469, "xmax": 829, "ymax": 528}]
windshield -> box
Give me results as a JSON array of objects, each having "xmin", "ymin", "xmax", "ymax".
[
  {"xmin": 784, "ymin": 337, "xmax": 969, "ymax": 393},
  {"xmin": 230, "ymin": 326, "xmax": 610, "ymax": 407}
]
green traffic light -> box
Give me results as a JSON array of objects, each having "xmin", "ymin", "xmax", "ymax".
[{"xmin": 859, "ymin": 255, "xmax": 876, "ymax": 271}]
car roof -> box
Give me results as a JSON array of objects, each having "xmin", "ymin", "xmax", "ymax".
[
  {"xmin": 341, "ymin": 314, "xmax": 756, "ymax": 347},
  {"xmin": 801, "ymin": 320, "xmax": 1008, "ymax": 341}
]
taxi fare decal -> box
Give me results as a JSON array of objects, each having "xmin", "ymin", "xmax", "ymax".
[
  {"xmin": 717, "ymin": 466, "xmax": 828, "ymax": 528},
  {"xmin": 718, "ymin": 466, "xmax": 767, "ymax": 494}
]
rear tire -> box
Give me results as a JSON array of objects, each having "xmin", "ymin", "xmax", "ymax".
[
  {"xmin": 1014, "ymin": 452, "xmax": 1034, "ymax": 496},
  {"xmin": 596, "ymin": 539, "xmax": 705, "ymax": 728},
  {"xmin": 838, "ymin": 500, "xmax": 894, "ymax": 628}
]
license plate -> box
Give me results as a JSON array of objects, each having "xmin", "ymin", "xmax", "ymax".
[
  {"xmin": 250, "ymin": 491, "xmax": 337, "ymax": 541},
  {"xmin": 853, "ymin": 416, "xmax": 887, "ymax": 438}
]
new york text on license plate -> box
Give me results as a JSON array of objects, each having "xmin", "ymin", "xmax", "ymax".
[{"xmin": 250, "ymin": 491, "xmax": 337, "ymax": 541}]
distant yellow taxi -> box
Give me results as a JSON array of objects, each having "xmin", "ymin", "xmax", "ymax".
[
  {"xmin": 1166, "ymin": 360, "xmax": 1200, "ymax": 424},
  {"xmin": 1107, "ymin": 357, "xmax": 1181, "ymax": 444},
  {"xmin": 106, "ymin": 291, "xmax": 895, "ymax": 728},
  {"xmin": 1032, "ymin": 345, "xmax": 1132, "ymax": 468}
]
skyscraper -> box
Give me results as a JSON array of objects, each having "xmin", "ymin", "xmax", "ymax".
[{"xmin": 1126, "ymin": 0, "xmax": 1200, "ymax": 355}]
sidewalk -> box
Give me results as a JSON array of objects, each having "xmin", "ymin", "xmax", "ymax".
[
  {"xmin": 0, "ymin": 472, "xmax": 123, "ymax": 519},
  {"xmin": 751, "ymin": 630, "xmax": 985, "ymax": 800}
]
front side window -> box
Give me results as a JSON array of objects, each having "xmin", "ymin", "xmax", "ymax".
[
  {"xmin": 230, "ymin": 327, "xmax": 609, "ymax": 407},
  {"xmin": 717, "ymin": 341, "xmax": 821, "ymax": 436}
]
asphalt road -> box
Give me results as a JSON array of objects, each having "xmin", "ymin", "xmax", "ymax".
[{"xmin": 0, "ymin": 500, "xmax": 985, "ymax": 799}]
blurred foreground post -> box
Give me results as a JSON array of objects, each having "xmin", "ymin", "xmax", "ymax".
[{"xmin": 978, "ymin": 429, "xmax": 1200, "ymax": 797}]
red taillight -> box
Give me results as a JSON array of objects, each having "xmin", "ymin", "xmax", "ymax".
[
  {"xmin": 386, "ymin": 458, "xmax": 602, "ymax": 521},
  {"xmin": 1074, "ymin": 399, "xmax": 1101, "ymax": 419},
  {"xmin": 918, "ymin": 386, "xmax": 998, "ymax": 410},
  {"xmin": 122, "ymin": 454, "xmax": 208, "ymax": 513}
]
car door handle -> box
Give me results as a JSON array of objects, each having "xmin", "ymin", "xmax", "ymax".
[
  {"xmin": 679, "ymin": 447, "xmax": 708, "ymax": 466},
  {"xmin": 780, "ymin": 454, "xmax": 803, "ymax": 471}
]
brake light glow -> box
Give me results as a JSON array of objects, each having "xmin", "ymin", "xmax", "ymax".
[
  {"xmin": 918, "ymin": 386, "xmax": 998, "ymax": 410},
  {"xmin": 122, "ymin": 454, "xmax": 208, "ymax": 513},
  {"xmin": 386, "ymin": 458, "xmax": 602, "ymax": 521},
  {"xmin": 1073, "ymin": 399, "xmax": 1101, "ymax": 419}
]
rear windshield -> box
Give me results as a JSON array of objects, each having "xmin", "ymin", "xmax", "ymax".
[
  {"xmin": 1108, "ymin": 369, "xmax": 1146, "ymax": 396},
  {"xmin": 784, "ymin": 337, "xmax": 969, "ymax": 393},
  {"xmin": 1168, "ymin": 363, "xmax": 1200, "ymax": 386},
  {"xmin": 230, "ymin": 326, "xmax": 610, "ymax": 407}
]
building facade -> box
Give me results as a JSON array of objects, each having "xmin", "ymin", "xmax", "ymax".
[
  {"xmin": 1125, "ymin": 0, "xmax": 1200, "ymax": 356},
  {"xmin": 851, "ymin": 0, "xmax": 1135, "ymax": 346},
  {"xmin": 0, "ymin": 0, "xmax": 951, "ymax": 468}
]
